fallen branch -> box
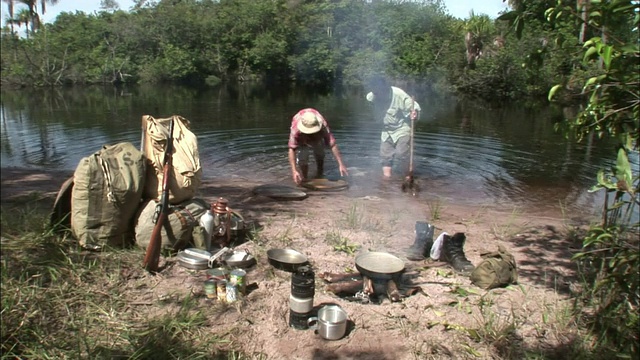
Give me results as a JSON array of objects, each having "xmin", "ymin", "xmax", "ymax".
[
  {"xmin": 318, "ymin": 272, "xmax": 362, "ymax": 283},
  {"xmin": 325, "ymin": 280, "xmax": 364, "ymax": 295}
]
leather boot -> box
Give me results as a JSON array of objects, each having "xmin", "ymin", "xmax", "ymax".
[
  {"xmin": 406, "ymin": 221, "xmax": 434, "ymax": 261},
  {"xmin": 442, "ymin": 232, "xmax": 475, "ymax": 275}
]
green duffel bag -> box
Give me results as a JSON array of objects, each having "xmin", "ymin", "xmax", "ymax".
[
  {"xmin": 134, "ymin": 197, "xmax": 210, "ymax": 251},
  {"xmin": 470, "ymin": 245, "xmax": 518, "ymax": 290}
]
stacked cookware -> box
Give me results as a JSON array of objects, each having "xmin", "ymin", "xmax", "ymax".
[{"xmin": 288, "ymin": 265, "xmax": 315, "ymax": 329}]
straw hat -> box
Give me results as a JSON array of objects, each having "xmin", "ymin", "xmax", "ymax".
[{"xmin": 297, "ymin": 111, "xmax": 323, "ymax": 134}]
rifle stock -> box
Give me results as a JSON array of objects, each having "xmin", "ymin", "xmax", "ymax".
[{"xmin": 143, "ymin": 118, "xmax": 175, "ymax": 272}]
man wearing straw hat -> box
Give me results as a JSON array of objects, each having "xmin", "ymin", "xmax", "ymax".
[{"xmin": 288, "ymin": 108, "xmax": 349, "ymax": 185}]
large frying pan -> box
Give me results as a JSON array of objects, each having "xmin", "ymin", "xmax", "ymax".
[
  {"xmin": 301, "ymin": 178, "xmax": 349, "ymax": 192},
  {"xmin": 355, "ymin": 251, "xmax": 405, "ymax": 280},
  {"xmin": 267, "ymin": 248, "xmax": 309, "ymax": 272}
]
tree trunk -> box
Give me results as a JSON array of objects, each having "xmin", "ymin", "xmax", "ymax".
[{"xmin": 578, "ymin": 0, "xmax": 589, "ymax": 44}]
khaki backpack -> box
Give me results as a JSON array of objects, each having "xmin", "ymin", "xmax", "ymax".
[
  {"xmin": 470, "ymin": 245, "xmax": 518, "ymax": 289},
  {"xmin": 142, "ymin": 115, "xmax": 201, "ymax": 204},
  {"xmin": 71, "ymin": 142, "xmax": 146, "ymax": 249}
]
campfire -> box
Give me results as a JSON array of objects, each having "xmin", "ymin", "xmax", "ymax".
[
  {"xmin": 319, "ymin": 251, "xmax": 426, "ymax": 305},
  {"xmin": 319, "ymin": 271, "xmax": 424, "ymax": 304}
]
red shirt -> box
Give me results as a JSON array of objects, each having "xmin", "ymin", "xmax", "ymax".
[{"xmin": 288, "ymin": 108, "xmax": 336, "ymax": 149}]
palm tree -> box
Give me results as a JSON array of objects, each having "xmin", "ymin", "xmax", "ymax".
[
  {"xmin": 464, "ymin": 11, "xmax": 496, "ymax": 68},
  {"xmin": 2, "ymin": 0, "xmax": 15, "ymax": 34},
  {"xmin": 14, "ymin": 7, "xmax": 30, "ymax": 38},
  {"xmin": 15, "ymin": 0, "xmax": 59, "ymax": 33}
]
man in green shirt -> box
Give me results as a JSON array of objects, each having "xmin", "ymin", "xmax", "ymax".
[{"xmin": 366, "ymin": 76, "xmax": 421, "ymax": 179}]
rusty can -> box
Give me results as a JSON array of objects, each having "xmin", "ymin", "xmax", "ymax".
[
  {"xmin": 226, "ymin": 282, "xmax": 238, "ymax": 303},
  {"xmin": 216, "ymin": 280, "xmax": 227, "ymax": 303},
  {"xmin": 229, "ymin": 269, "xmax": 246, "ymax": 295},
  {"xmin": 204, "ymin": 279, "xmax": 217, "ymax": 299}
]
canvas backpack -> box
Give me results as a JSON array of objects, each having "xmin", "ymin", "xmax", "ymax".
[
  {"xmin": 141, "ymin": 115, "xmax": 202, "ymax": 204},
  {"xmin": 470, "ymin": 245, "xmax": 518, "ymax": 290},
  {"xmin": 134, "ymin": 197, "xmax": 210, "ymax": 251},
  {"xmin": 71, "ymin": 142, "xmax": 146, "ymax": 250}
]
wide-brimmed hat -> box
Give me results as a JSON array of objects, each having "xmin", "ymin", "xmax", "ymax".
[{"xmin": 297, "ymin": 111, "xmax": 323, "ymax": 134}]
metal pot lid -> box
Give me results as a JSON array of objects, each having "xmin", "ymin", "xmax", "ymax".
[
  {"xmin": 177, "ymin": 248, "xmax": 211, "ymax": 268},
  {"xmin": 252, "ymin": 184, "xmax": 308, "ymax": 200},
  {"xmin": 355, "ymin": 251, "xmax": 405, "ymax": 274}
]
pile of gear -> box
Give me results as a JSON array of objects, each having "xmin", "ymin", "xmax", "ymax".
[
  {"xmin": 406, "ymin": 221, "xmax": 518, "ymax": 290},
  {"xmin": 53, "ymin": 115, "xmax": 240, "ymax": 262}
]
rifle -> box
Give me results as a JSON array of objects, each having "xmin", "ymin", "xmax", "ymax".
[{"xmin": 143, "ymin": 118, "xmax": 175, "ymax": 273}]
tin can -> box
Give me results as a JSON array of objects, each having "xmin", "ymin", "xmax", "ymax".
[
  {"xmin": 226, "ymin": 283, "xmax": 238, "ymax": 303},
  {"xmin": 207, "ymin": 267, "xmax": 229, "ymax": 282},
  {"xmin": 216, "ymin": 280, "xmax": 227, "ymax": 303},
  {"xmin": 204, "ymin": 279, "xmax": 217, "ymax": 299},
  {"xmin": 229, "ymin": 269, "xmax": 246, "ymax": 295}
]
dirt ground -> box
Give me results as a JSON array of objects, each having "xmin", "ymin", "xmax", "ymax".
[{"xmin": 1, "ymin": 167, "xmax": 593, "ymax": 359}]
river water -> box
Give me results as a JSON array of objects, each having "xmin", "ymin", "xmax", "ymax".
[{"xmin": 0, "ymin": 83, "xmax": 620, "ymax": 217}]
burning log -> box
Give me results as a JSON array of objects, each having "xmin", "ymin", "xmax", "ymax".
[
  {"xmin": 325, "ymin": 280, "xmax": 364, "ymax": 295},
  {"xmin": 363, "ymin": 276, "xmax": 374, "ymax": 296},
  {"xmin": 320, "ymin": 271, "xmax": 424, "ymax": 301},
  {"xmin": 386, "ymin": 279, "xmax": 402, "ymax": 302}
]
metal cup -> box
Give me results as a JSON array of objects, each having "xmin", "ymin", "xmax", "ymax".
[{"xmin": 307, "ymin": 305, "xmax": 348, "ymax": 340}]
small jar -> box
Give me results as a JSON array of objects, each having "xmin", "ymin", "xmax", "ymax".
[{"xmin": 204, "ymin": 279, "xmax": 216, "ymax": 299}]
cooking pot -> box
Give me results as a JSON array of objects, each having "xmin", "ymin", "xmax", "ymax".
[
  {"xmin": 267, "ymin": 248, "xmax": 309, "ymax": 272},
  {"xmin": 355, "ymin": 251, "xmax": 405, "ymax": 280}
]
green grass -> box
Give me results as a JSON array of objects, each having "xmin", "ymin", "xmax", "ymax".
[
  {"xmin": 341, "ymin": 202, "xmax": 382, "ymax": 231},
  {"xmin": 324, "ymin": 229, "xmax": 360, "ymax": 255},
  {"xmin": 0, "ymin": 202, "xmax": 260, "ymax": 360},
  {"xmin": 426, "ymin": 197, "xmax": 443, "ymax": 221}
]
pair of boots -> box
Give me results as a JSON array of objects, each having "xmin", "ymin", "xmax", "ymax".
[{"xmin": 407, "ymin": 222, "xmax": 474, "ymax": 275}]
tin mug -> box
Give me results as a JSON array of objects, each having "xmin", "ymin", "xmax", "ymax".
[{"xmin": 307, "ymin": 305, "xmax": 348, "ymax": 340}]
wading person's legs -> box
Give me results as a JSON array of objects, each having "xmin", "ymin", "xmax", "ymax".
[
  {"xmin": 395, "ymin": 135, "xmax": 411, "ymax": 176},
  {"xmin": 380, "ymin": 139, "xmax": 395, "ymax": 178},
  {"xmin": 311, "ymin": 142, "xmax": 326, "ymax": 178},
  {"xmin": 296, "ymin": 147, "xmax": 311, "ymax": 179}
]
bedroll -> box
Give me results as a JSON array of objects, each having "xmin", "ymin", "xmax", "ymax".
[{"xmin": 142, "ymin": 115, "xmax": 202, "ymax": 204}]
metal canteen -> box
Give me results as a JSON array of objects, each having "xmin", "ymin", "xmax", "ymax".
[{"xmin": 289, "ymin": 295, "xmax": 314, "ymax": 314}]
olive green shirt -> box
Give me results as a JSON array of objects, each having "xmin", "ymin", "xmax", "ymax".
[{"xmin": 366, "ymin": 86, "xmax": 421, "ymax": 144}]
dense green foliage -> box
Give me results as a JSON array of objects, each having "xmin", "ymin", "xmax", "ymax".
[
  {"xmin": 501, "ymin": 0, "xmax": 639, "ymax": 356},
  {"xmin": 0, "ymin": 0, "xmax": 597, "ymax": 103}
]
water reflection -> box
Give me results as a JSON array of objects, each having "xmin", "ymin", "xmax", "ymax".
[{"xmin": 0, "ymin": 84, "xmax": 621, "ymax": 216}]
